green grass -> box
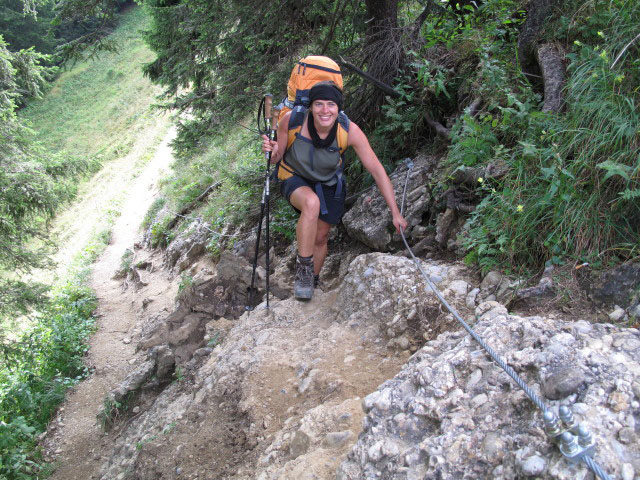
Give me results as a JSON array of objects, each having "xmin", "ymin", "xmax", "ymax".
[
  {"xmin": 20, "ymin": 5, "xmax": 162, "ymax": 164},
  {"xmin": 437, "ymin": 0, "xmax": 640, "ymax": 274},
  {"xmin": 145, "ymin": 122, "xmax": 298, "ymax": 251}
]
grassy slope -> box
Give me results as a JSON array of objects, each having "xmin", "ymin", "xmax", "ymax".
[
  {"xmin": 20, "ymin": 3, "xmax": 170, "ymax": 284},
  {"xmin": 21, "ymin": 5, "xmax": 161, "ymax": 163}
]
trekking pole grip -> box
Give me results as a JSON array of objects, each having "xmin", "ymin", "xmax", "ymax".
[
  {"xmin": 263, "ymin": 94, "xmax": 274, "ymax": 161},
  {"xmin": 264, "ymin": 94, "xmax": 273, "ymax": 130},
  {"xmin": 270, "ymin": 107, "xmax": 279, "ymax": 138}
]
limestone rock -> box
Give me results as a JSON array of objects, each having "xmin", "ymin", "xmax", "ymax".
[
  {"xmin": 609, "ymin": 306, "xmax": 626, "ymax": 322},
  {"xmin": 338, "ymin": 306, "xmax": 640, "ymax": 479},
  {"xmin": 342, "ymin": 155, "xmax": 435, "ymax": 251},
  {"xmin": 289, "ymin": 430, "xmax": 310, "ymax": 459},
  {"xmin": 110, "ymin": 360, "xmax": 156, "ymax": 402},
  {"xmin": 542, "ymin": 367, "xmax": 588, "ymax": 400},
  {"xmin": 334, "ymin": 253, "xmax": 475, "ymax": 349},
  {"xmin": 587, "ymin": 261, "xmax": 640, "ymax": 309},
  {"xmin": 164, "ymin": 219, "xmax": 210, "ymax": 271},
  {"xmin": 91, "ymin": 250, "xmax": 640, "ymax": 480}
]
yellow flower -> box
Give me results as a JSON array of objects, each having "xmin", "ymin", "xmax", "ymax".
[
  {"xmin": 477, "ymin": 177, "xmax": 484, "ymax": 184},
  {"xmin": 516, "ymin": 205, "xmax": 524, "ymax": 213},
  {"xmin": 597, "ymin": 31, "xmax": 604, "ymax": 38}
]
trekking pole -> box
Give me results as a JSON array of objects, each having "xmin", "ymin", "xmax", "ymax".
[
  {"xmin": 264, "ymin": 95, "xmax": 278, "ymax": 309},
  {"xmin": 246, "ymin": 94, "xmax": 277, "ymax": 311}
]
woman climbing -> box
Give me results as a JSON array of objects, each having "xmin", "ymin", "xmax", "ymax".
[{"xmin": 262, "ymin": 81, "xmax": 407, "ymax": 300}]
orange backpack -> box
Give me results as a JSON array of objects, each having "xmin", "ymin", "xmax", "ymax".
[
  {"xmin": 277, "ymin": 56, "xmax": 350, "ymax": 182},
  {"xmin": 279, "ymin": 56, "xmax": 344, "ymax": 120}
]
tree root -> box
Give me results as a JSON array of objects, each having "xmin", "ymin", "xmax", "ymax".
[
  {"xmin": 450, "ymin": 160, "xmax": 510, "ymax": 186},
  {"xmin": 536, "ymin": 43, "xmax": 566, "ymax": 113}
]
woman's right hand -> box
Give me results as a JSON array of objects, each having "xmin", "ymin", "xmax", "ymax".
[{"xmin": 261, "ymin": 134, "xmax": 278, "ymax": 158}]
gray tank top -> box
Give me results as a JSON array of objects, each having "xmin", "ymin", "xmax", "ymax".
[{"xmin": 284, "ymin": 132, "xmax": 342, "ymax": 185}]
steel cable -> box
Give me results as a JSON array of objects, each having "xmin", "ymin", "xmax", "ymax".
[
  {"xmin": 397, "ymin": 160, "xmax": 612, "ymax": 480},
  {"xmin": 584, "ymin": 455, "xmax": 612, "ymax": 480}
]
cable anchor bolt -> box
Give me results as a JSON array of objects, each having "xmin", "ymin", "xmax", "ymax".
[
  {"xmin": 543, "ymin": 410, "xmax": 562, "ymax": 437},
  {"xmin": 559, "ymin": 405, "xmax": 579, "ymax": 433},
  {"xmin": 559, "ymin": 429, "xmax": 596, "ymax": 464}
]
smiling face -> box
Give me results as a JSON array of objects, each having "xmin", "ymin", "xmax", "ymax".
[{"xmin": 311, "ymin": 99, "xmax": 339, "ymax": 131}]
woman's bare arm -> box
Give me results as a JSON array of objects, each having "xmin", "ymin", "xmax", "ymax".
[{"xmin": 348, "ymin": 122, "xmax": 407, "ymax": 233}]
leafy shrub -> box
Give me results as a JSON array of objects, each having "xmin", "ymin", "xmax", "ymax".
[
  {"xmin": 0, "ymin": 276, "xmax": 96, "ymax": 478},
  {"xmin": 453, "ymin": 2, "xmax": 640, "ymax": 272}
]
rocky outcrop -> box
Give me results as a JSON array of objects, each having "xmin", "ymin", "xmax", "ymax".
[
  {"xmin": 94, "ymin": 253, "xmax": 480, "ymax": 479},
  {"xmin": 164, "ymin": 219, "xmax": 211, "ymax": 272},
  {"xmin": 334, "ymin": 252, "xmax": 477, "ymax": 349},
  {"xmin": 95, "ymin": 253, "xmax": 639, "ymax": 480},
  {"xmin": 587, "ymin": 261, "xmax": 640, "ymax": 314},
  {"xmin": 338, "ymin": 302, "xmax": 640, "ymax": 480},
  {"xmin": 342, "ymin": 155, "xmax": 436, "ymax": 251}
]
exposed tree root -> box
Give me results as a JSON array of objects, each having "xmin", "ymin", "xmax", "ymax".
[
  {"xmin": 536, "ymin": 43, "xmax": 566, "ymax": 113},
  {"xmin": 450, "ymin": 160, "xmax": 510, "ymax": 186}
]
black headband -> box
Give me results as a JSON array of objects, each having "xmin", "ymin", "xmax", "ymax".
[{"xmin": 309, "ymin": 84, "xmax": 343, "ymax": 110}]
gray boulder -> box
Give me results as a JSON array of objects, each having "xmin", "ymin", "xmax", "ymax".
[
  {"xmin": 587, "ymin": 261, "xmax": 640, "ymax": 310},
  {"xmin": 334, "ymin": 252, "xmax": 475, "ymax": 349},
  {"xmin": 342, "ymin": 155, "xmax": 435, "ymax": 251},
  {"xmin": 164, "ymin": 219, "xmax": 210, "ymax": 271}
]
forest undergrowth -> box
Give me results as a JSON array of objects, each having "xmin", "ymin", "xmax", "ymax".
[{"xmin": 142, "ymin": 0, "xmax": 638, "ymax": 276}]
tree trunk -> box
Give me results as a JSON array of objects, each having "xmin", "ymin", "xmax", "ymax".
[
  {"xmin": 350, "ymin": 0, "xmax": 403, "ymax": 124},
  {"xmin": 364, "ymin": 0, "xmax": 401, "ymax": 87},
  {"xmin": 517, "ymin": 0, "xmax": 560, "ymax": 81},
  {"xmin": 536, "ymin": 43, "xmax": 565, "ymax": 113}
]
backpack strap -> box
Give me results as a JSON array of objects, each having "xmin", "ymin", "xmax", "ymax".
[
  {"xmin": 279, "ymin": 109, "xmax": 350, "ymax": 184},
  {"xmin": 276, "ymin": 106, "xmax": 306, "ymax": 182},
  {"xmin": 297, "ymin": 61, "xmax": 341, "ymax": 75},
  {"xmin": 336, "ymin": 111, "xmax": 350, "ymax": 155},
  {"xmin": 286, "ymin": 105, "xmax": 306, "ymax": 151}
]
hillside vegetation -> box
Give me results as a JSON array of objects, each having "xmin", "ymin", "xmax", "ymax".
[
  {"xmin": 139, "ymin": 0, "xmax": 638, "ymax": 275},
  {"xmin": 21, "ymin": 5, "xmax": 163, "ymax": 165},
  {"xmin": 0, "ymin": 6, "xmax": 164, "ymax": 478}
]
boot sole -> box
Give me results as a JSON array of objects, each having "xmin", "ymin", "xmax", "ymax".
[{"xmin": 294, "ymin": 288, "xmax": 314, "ymax": 300}]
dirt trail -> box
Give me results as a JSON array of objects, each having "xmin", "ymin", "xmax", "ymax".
[{"xmin": 43, "ymin": 122, "xmax": 180, "ymax": 480}]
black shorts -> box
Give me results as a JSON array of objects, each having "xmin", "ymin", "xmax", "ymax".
[{"xmin": 280, "ymin": 175, "xmax": 347, "ymax": 225}]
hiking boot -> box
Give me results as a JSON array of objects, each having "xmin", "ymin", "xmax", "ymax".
[{"xmin": 294, "ymin": 257, "xmax": 314, "ymax": 300}]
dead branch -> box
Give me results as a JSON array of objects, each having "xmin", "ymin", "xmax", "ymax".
[
  {"xmin": 450, "ymin": 161, "xmax": 510, "ymax": 186},
  {"xmin": 165, "ymin": 181, "xmax": 222, "ymax": 232},
  {"xmin": 338, "ymin": 56, "xmax": 401, "ymax": 98},
  {"xmin": 468, "ymin": 97, "xmax": 482, "ymax": 117},
  {"xmin": 321, "ymin": 0, "xmax": 349, "ymax": 54},
  {"xmin": 412, "ymin": 0, "xmax": 447, "ymax": 39},
  {"xmin": 456, "ymin": 204, "xmax": 476, "ymax": 213}
]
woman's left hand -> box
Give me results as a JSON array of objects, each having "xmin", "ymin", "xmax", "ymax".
[{"xmin": 393, "ymin": 214, "xmax": 408, "ymax": 235}]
